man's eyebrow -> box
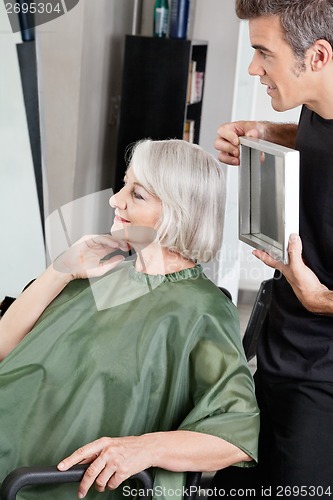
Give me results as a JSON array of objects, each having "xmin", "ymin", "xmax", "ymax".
[{"xmin": 252, "ymin": 44, "xmax": 273, "ymax": 53}]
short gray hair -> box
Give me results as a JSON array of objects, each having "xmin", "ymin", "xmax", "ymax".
[
  {"xmin": 236, "ymin": 0, "xmax": 333, "ymax": 60},
  {"xmin": 127, "ymin": 139, "xmax": 226, "ymax": 263}
]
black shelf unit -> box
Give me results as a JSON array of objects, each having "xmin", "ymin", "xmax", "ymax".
[{"xmin": 114, "ymin": 35, "xmax": 207, "ymax": 192}]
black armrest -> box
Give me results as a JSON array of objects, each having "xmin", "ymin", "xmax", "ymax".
[
  {"xmin": 0, "ymin": 465, "xmax": 153, "ymax": 500},
  {"xmin": 0, "ymin": 465, "xmax": 201, "ymax": 500},
  {"xmin": 185, "ymin": 471, "xmax": 201, "ymax": 500}
]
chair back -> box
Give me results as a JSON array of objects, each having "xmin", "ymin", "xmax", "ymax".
[{"xmin": 242, "ymin": 279, "xmax": 273, "ymax": 362}]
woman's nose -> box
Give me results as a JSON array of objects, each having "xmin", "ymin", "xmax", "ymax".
[
  {"xmin": 109, "ymin": 190, "xmax": 127, "ymax": 210},
  {"xmin": 109, "ymin": 194, "xmax": 116, "ymax": 208}
]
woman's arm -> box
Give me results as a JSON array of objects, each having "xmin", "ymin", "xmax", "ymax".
[
  {"xmin": 0, "ymin": 266, "xmax": 73, "ymax": 361},
  {"xmin": 0, "ymin": 235, "xmax": 128, "ymax": 361},
  {"xmin": 58, "ymin": 431, "xmax": 251, "ymax": 498}
]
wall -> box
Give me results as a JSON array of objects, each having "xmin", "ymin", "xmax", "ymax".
[
  {"xmin": 37, "ymin": 0, "xmax": 134, "ymax": 244},
  {"xmin": 0, "ymin": 2, "xmax": 45, "ymax": 298}
]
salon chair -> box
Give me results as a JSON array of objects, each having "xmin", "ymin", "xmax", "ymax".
[
  {"xmin": 242, "ymin": 278, "xmax": 273, "ymax": 362},
  {"xmin": 0, "ymin": 466, "xmax": 201, "ymax": 500},
  {"xmin": 0, "ymin": 280, "xmax": 272, "ymax": 500}
]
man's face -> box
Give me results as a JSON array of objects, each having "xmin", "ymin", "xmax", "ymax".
[{"xmin": 248, "ymin": 15, "xmax": 312, "ymax": 112}]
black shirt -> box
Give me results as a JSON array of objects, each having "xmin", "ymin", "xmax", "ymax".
[{"xmin": 257, "ymin": 105, "xmax": 333, "ymax": 382}]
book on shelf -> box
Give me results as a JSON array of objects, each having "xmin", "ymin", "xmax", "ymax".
[
  {"xmin": 193, "ymin": 71, "xmax": 204, "ymax": 103},
  {"xmin": 183, "ymin": 119, "xmax": 195, "ymax": 143},
  {"xmin": 186, "ymin": 60, "xmax": 205, "ymax": 104},
  {"xmin": 186, "ymin": 60, "xmax": 195, "ymax": 103}
]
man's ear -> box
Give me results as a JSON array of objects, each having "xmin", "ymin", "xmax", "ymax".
[{"xmin": 309, "ymin": 39, "xmax": 333, "ymax": 71}]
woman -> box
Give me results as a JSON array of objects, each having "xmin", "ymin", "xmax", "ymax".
[{"xmin": 0, "ymin": 139, "xmax": 259, "ymax": 499}]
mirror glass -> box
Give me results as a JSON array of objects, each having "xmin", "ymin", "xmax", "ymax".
[{"xmin": 239, "ymin": 137, "xmax": 299, "ymax": 263}]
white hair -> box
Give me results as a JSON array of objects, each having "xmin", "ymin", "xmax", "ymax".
[{"xmin": 127, "ymin": 139, "xmax": 226, "ymax": 263}]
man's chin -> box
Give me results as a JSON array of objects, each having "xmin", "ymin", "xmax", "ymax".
[
  {"xmin": 270, "ymin": 98, "xmax": 294, "ymax": 113},
  {"xmin": 271, "ymin": 99, "xmax": 283, "ymax": 112}
]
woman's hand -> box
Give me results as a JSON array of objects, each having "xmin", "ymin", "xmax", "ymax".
[
  {"xmin": 57, "ymin": 435, "xmax": 153, "ymax": 498},
  {"xmin": 57, "ymin": 430, "xmax": 252, "ymax": 498},
  {"xmin": 53, "ymin": 234, "xmax": 130, "ymax": 280}
]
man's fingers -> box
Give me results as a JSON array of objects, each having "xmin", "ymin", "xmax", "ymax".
[
  {"xmin": 217, "ymin": 151, "xmax": 240, "ymax": 166},
  {"xmin": 245, "ymin": 128, "xmax": 260, "ymax": 139},
  {"xmin": 252, "ymin": 235, "xmax": 302, "ymax": 271},
  {"xmin": 287, "ymin": 233, "xmax": 303, "ymax": 267},
  {"xmin": 214, "ymin": 136, "xmax": 240, "ymax": 165},
  {"xmin": 252, "ymin": 249, "xmax": 283, "ymax": 272},
  {"xmin": 214, "ymin": 124, "xmax": 243, "ymax": 166}
]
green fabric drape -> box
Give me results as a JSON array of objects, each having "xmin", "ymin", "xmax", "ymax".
[{"xmin": 0, "ymin": 263, "xmax": 259, "ymax": 499}]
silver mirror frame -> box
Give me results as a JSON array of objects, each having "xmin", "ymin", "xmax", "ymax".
[{"xmin": 238, "ymin": 136, "xmax": 300, "ymax": 264}]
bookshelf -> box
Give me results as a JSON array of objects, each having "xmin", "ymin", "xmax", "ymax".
[{"xmin": 114, "ymin": 35, "xmax": 207, "ymax": 192}]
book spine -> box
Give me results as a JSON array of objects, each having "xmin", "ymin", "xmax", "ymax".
[{"xmin": 169, "ymin": 0, "xmax": 190, "ymax": 39}]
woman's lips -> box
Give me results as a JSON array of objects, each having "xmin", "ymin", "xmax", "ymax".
[{"xmin": 114, "ymin": 215, "xmax": 130, "ymax": 224}]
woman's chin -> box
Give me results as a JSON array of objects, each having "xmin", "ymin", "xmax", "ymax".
[{"xmin": 110, "ymin": 221, "xmax": 126, "ymax": 235}]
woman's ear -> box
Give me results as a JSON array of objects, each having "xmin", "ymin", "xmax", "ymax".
[{"xmin": 310, "ymin": 39, "xmax": 333, "ymax": 71}]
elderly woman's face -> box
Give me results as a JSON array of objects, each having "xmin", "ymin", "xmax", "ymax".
[{"xmin": 109, "ymin": 167, "xmax": 162, "ymax": 239}]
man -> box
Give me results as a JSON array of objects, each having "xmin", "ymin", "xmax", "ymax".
[{"xmin": 214, "ymin": 1, "xmax": 333, "ymax": 497}]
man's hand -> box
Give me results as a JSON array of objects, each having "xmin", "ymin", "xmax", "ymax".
[
  {"xmin": 214, "ymin": 120, "xmax": 262, "ymax": 165},
  {"xmin": 253, "ymin": 234, "xmax": 333, "ymax": 315},
  {"xmin": 214, "ymin": 121, "xmax": 298, "ymax": 165}
]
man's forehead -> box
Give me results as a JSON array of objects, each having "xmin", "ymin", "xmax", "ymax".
[{"xmin": 249, "ymin": 16, "xmax": 285, "ymax": 48}]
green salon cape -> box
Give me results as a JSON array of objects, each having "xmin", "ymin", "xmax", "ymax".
[{"xmin": 0, "ymin": 263, "xmax": 259, "ymax": 499}]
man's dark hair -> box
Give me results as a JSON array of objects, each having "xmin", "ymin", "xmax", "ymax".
[{"xmin": 236, "ymin": 0, "xmax": 333, "ymax": 59}]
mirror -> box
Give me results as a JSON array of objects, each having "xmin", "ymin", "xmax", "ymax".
[{"xmin": 239, "ymin": 136, "xmax": 300, "ymax": 263}]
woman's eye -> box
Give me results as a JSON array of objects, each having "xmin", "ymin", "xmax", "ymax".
[{"xmin": 132, "ymin": 190, "xmax": 144, "ymax": 200}]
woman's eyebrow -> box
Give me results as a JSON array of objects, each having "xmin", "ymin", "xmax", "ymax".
[{"xmin": 133, "ymin": 181, "xmax": 146, "ymax": 189}]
